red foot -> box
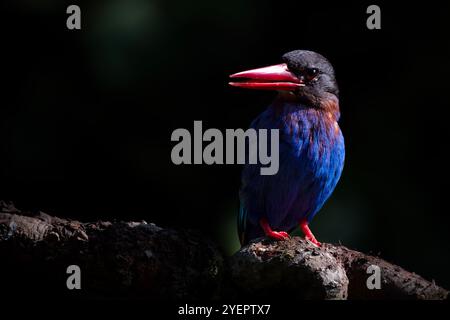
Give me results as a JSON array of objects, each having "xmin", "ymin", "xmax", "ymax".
[
  {"xmin": 260, "ymin": 218, "xmax": 290, "ymax": 241},
  {"xmin": 299, "ymin": 219, "xmax": 321, "ymax": 247}
]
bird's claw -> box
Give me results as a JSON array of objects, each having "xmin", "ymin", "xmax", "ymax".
[
  {"xmin": 305, "ymin": 235, "xmax": 321, "ymax": 247},
  {"xmin": 266, "ymin": 230, "xmax": 290, "ymax": 241}
]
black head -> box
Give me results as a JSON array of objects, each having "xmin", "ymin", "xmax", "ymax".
[
  {"xmin": 282, "ymin": 50, "xmax": 338, "ymax": 98},
  {"xmin": 230, "ymin": 50, "xmax": 339, "ymax": 107}
]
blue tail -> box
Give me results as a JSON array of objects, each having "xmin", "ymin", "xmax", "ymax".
[{"xmin": 237, "ymin": 204, "xmax": 247, "ymax": 245}]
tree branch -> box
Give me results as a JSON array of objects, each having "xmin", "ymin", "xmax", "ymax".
[
  {"xmin": 0, "ymin": 201, "xmax": 447, "ymax": 300},
  {"xmin": 230, "ymin": 237, "xmax": 448, "ymax": 299},
  {"xmin": 0, "ymin": 201, "xmax": 223, "ymax": 299}
]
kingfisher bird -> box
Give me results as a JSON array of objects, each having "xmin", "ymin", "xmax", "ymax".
[{"xmin": 229, "ymin": 50, "xmax": 345, "ymax": 247}]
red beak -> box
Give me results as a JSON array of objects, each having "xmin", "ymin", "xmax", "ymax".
[{"xmin": 229, "ymin": 63, "xmax": 304, "ymax": 91}]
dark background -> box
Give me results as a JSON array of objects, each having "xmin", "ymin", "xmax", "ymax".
[{"xmin": 1, "ymin": 0, "xmax": 449, "ymax": 290}]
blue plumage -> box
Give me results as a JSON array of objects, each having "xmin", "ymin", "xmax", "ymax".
[
  {"xmin": 239, "ymin": 98, "xmax": 344, "ymax": 243},
  {"xmin": 231, "ymin": 50, "xmax": 344, "ymax": 246}
]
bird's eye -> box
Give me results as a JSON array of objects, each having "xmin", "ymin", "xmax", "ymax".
[{"xmin": 305, "ymin": 68, "xmax": 319, "ymax": 81}]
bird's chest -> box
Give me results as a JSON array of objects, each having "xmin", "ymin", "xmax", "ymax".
[{"xmin": 279, "ymin": 111, "xmax": 344, "ymax": 179}]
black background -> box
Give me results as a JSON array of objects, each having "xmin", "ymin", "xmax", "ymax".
[{"xmin": 1, "ymin": 0, "xmax": 450, "ymax": 291}]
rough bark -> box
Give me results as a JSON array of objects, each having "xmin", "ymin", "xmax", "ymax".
[
  {"xmin": 0, "ymin": 201, "xmax": 448, "ymax": 300},
  {"xmin": 0, "ymin": 201, "xmax": 223, "ymax": 299},
  {"xmin": 230, "ymin": 238, "xmax": 448, "ymax": 300}
]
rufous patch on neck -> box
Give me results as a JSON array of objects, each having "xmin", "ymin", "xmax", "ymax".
[{"xmin": 320, "ymin": 95, "xmax": 340, "ymax": 121}]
